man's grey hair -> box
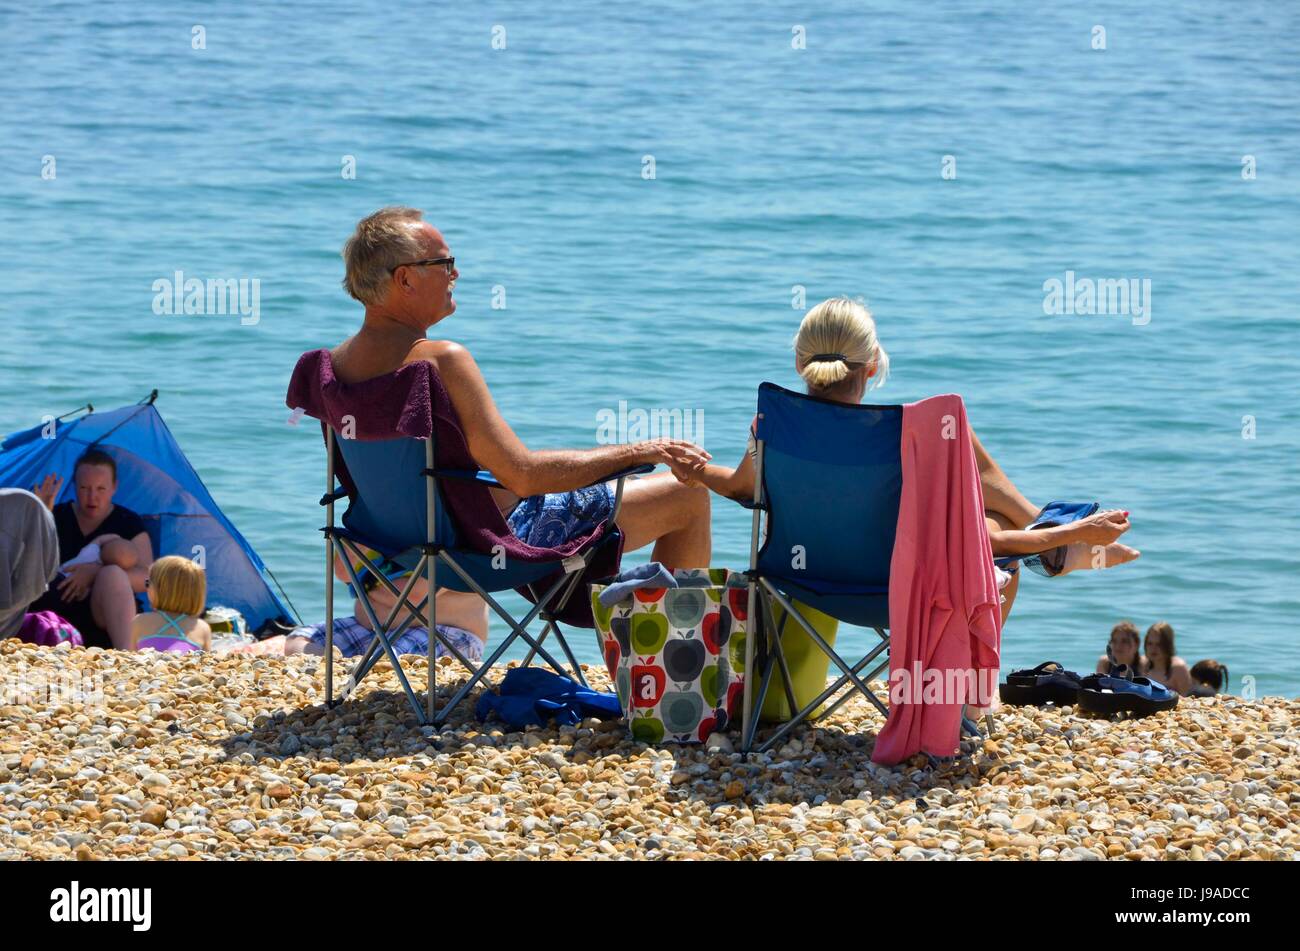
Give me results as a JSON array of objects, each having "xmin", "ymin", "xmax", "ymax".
[{"xmin": 341, "ymin": 206, "xmax": 428, "ymax": 305}]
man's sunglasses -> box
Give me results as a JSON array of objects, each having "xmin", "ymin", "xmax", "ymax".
[{"xmin": 390, "ymin": 257, "xmax": 455, "ymax": 275}]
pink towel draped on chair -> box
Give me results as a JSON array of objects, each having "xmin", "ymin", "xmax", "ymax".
[{"xmin": 871, "ymin": 394, "xmax": 1001, "ymax": 765}]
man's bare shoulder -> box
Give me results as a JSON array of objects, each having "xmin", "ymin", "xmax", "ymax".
[{"xmin": 406, "ymin": 339, "xmax": 478, "ymax": 375}]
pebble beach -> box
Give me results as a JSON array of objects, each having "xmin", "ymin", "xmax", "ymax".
[{"xmin": 1, "ymin": 638, "xmax": 1296, "ymax": 861}]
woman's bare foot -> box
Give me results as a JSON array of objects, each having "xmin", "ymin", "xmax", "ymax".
[{"xmin": 1058, "ymin": 542, "xmax": 1141, "ymax": 575}]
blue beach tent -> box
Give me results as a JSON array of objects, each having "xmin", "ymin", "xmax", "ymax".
[{"xmin": 0, "ymin": 393, "xmax": 298, "ymax": 632}]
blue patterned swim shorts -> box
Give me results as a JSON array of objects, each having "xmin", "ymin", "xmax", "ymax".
[
  {"xmin": 507, "ymin": 482, "xmax": 615, "ymax": 548},
  {"xmin": 296, "ymin": 615, "xmax": 484, "ymax": 662}
]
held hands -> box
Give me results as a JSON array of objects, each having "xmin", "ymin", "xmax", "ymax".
[
  {"xmin": 641, "ymin": 439, "xmax": 711, "ymax": 486},
  {"xmin": 32, "ymin": 473, "xmax": 62, "ymax": 511},
  {"xmin": 1071, "ymin": 509, "xmax": 1131, "ymax": 547},
  {"xmin": 58, "ymin": 561, "xmax": 100, "ymax": 602}
]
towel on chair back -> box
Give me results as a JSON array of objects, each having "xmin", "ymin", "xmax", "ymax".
[
  {"xmin": 286, "ymin": 349, "xmax": 622, "ymax": 627},
  {"xmin": 871, "ymin": 395, "xmax": 1002, "ymax": 765}
]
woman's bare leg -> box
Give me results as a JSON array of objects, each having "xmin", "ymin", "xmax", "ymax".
[
  {"xmin": 90, "ymin": 564, "xmax": 136, "ymax": 649},
  {"xmin": 615, "ymin": 474, "xmax": 712, "ymax": 568},
  {"xmin": 971, "ymin": 427, "xmax": 1039, "ymax": 529},
  {"xmin": 986, "ymin": 513, "xmax": 1020, "ymax": 623},
  {"xmin": 999, "ymin": 568, "xmax": 1020, "ymax": 624}
]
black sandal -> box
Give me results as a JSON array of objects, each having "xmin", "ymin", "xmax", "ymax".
[
  {"xmin": 999, "ymin": 661, "xmax": 1084, "ymax": 706},
  {"xmin": 1077, "ymin": 673, "xmax": 1179, "ymax": 717}
]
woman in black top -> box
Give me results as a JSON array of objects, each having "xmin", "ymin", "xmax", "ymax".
[{"xmin": 30, "ymin": 449, "xmax": 152, "ymax": 648}]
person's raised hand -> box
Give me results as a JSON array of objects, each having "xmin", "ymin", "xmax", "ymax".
[
  {"xmin": 642, "ymin": 439, "xmax": 710, "ymax": 483},
  {"xmin": 32, "ymin": 473, "xmax": 62, "ymax": 511}
]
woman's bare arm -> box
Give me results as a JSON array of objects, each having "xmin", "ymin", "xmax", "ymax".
[
  {"xmin": 100, "ymin": 531, "xmax": 152, "ymax": 593},
  {"xmin": 989, "ymin": 510, "xmax": 1131, "ymax": 557},
  {"xmin": 688, "ymin": 451, "xmax": 756, "ymax": 502}
]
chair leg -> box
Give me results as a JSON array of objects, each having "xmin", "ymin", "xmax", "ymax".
[
  {"xmin": 754, "ymin": 638, "xmax": 891, "ymax": 754},
  {"xmin": 324, "ymin": 560, "xmax": 335, "ymax": 708},
  {"xmin": 756, "ymin": 654, "xmax": 876, "ymax": 753},
  {"xmin": 760, "ymin": 596, "xmax": 799, "ymax": 721},
  {"xmin": 740, "ymin": 580, "xmax": 760, "ymax": 753},
  {"xmin": 341, "ymin": 609, "xmax": 425, "ymax": 702},
  {"xmin": 438, "ymin": 554, "xmax": 573, "ymax": 675},
  {"xmin": 548, "ymin": 567, "xmax": 596, "ymax": 688},
  {"xmin": 337, "ymin": 553, "xmax": 428, "ymax": 724},
  {"xmin": 761, "ymin": 579, "xmax": 882, "ymax": 708},
  {"xmin": 818, "ymin": 655, "xmax": 891, "ymax": 723},
  {"xmin": 552, "ymin": 622, "xmax": 589, "ymax": 688},
  {"xmin": 324, "ymin": 537, "xmax": 335, "ymax": 709},
  {"xmin": 432, "ymin": 560, "xmax": 573, "ymax": 724},
  {"xmin": 521, "ymin": 570, "xmax": 591, "ymax": 687},
  {"xmin": 335, "ymin": 539, "xmax": 481, "ymax": 679},
  {"xmin": 519, "ymin": 583, "xmax": 546, "ymax": 669},
  {"xmin": 339, "ymin": 635, "xmax": 381, "ymax": 702},
  {"xmin": 743, "ymin": 647, "xmax": 779, "ymax": 753}
]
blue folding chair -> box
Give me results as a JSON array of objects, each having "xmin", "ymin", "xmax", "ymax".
[
  {"xmin": 737, "ymin": 382, "xmax": 905, "ymax": 753},
  {"xmin": 319, "ymin": 429, "xmax": 650, "ymax": 726},
  {"xmin": 739, "ymin": 382, "xmax": 998, "ymax": 753}
]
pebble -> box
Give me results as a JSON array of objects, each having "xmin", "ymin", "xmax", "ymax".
[
  {"xmin": 706, "ymin": 733, "xmax": 734, "ymax": 753},
  {"xmin": 140, "ymin": 804, "xmax": 167, "ymax": 827},
  {"xmin": 0, "ymin": 639, "xmax": 1295, "ymax": 861}
]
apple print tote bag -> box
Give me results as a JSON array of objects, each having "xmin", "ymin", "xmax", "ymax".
[{"xmin": 590, "ymin": 567, "xmax": 750, "ymax": 744}]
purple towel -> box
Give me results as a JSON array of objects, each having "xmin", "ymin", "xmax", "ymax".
[{"xmin": 286, "ymin": 349, "xmax": 621, "ymax": 627}]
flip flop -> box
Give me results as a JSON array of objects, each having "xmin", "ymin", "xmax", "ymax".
[
  {"xmin": 1022, "ymin": 500, "xmax": 1101, "ymax": 577},
  {"xmin": 1077, "ymin": 673, "xmax": 1179, "ymax": 717},
  {"xmin": 999, "ymin": 661, "xmax": 1083, "ymax": 706}
]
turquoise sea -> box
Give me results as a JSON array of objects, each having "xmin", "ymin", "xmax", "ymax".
[{"xmin": 3, "ymin": 2, "xmax": 1298, "ymax": 695}]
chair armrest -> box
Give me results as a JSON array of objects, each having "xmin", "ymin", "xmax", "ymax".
[
  {"xmin": 730, "ymin": 496, "xmax": 767, "ymax": 511},
  {"xmin": 319, "ymin": 486, "xmax": 349, "ymax": 506}
]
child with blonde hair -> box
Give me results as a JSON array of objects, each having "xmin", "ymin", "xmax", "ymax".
[{"xmin": 131, "ymin": 555, "xmax": 211, "ymax": 652}]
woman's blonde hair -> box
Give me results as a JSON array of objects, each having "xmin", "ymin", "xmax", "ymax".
[
  {"xmin": 149, "ymin": 556, "xmax": 206, "ymax": 618},
  {"xmin": 793, "ymin": 297, "xmax": 890, "ymax": 392}
]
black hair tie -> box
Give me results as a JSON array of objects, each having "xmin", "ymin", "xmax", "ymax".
[{"xmin": 809, "ymin": 353, "xmax": 847, "ymax": 363}]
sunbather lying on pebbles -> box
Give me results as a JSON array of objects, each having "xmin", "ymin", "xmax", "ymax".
[{"xmin": 279, "ymin": 547, "xmax": 489, "ymax": 663}]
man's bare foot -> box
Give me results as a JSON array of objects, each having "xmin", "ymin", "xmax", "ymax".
[{"xmin": 1058, "ymin": 542, "xmax": 1141, "ymax": 575}]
